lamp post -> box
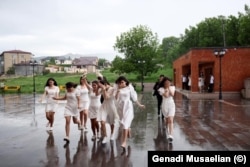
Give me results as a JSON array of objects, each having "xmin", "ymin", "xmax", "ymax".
[
  {"xmin": 138, "ymin": 60, "xmax": 145, "ymax": 92},
  {"xmin": 214, "ymin": 49, "xmax": 226, "ymax": 100},
  {"xmin": 30, "ymin": 60, "xmax": 38, "ymax": 97}
]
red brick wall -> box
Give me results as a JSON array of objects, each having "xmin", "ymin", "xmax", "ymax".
[{"xmin": 173, "ymin": 47, "xmax": 250, "ymax": 92}]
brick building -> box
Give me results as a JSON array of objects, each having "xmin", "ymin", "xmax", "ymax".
[
  {"xmin": 173, "ymin": 47, "xmax": 250, "ymax": 93},
  {"xmin": 0, "ymin": 50, "xmax": 32, "ymax": 74}
]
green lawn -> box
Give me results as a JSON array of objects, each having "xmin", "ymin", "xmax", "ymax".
[{"xmin": 0, "ymin": 68, "xmax": 173, "ymax": 93}]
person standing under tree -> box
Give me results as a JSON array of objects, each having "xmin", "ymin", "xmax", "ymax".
[
  {"xmin": 158, "ymin": 77, "xmax": 176, "ymax": 143},
  {"xmin": 39, "ymin": 78, "xmax": 60, "ymax": 131},
  {"xmin": 153, "ymin": 75, "xmax": 164, "ymax": 118}
]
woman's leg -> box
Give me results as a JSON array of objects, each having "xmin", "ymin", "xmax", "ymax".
[
  {"xmin": 83, "ymin": 110, "xmax": 88, "ymax": 128},
  {"xmin": 95, "ymin": 120, "xmax": 100, "ymax": 137},
  {"xmin": 121, "ymin": 128, "xmax": 128, "ymax": 148},
  {"xmin": 79, "ymin": 111, "xmax": 84, "ymax": 127},
  {"xmin": 72, "ymin": 117, "xmax": 81, "ymax": 130},
  {"xmin": 167, "ymin": 116, "xmax": 174, "ymax": 136},
  {"xmin": 65, "ymin": 116, "xmax": 71, "ymax": 138},
  {"xmin": 46, "ymin": 112, "xmax": 50, "ymax": 125},
  {"xmin": 50, "ymin": 112, "xmax": 55, "ymax": 127},
  {"xmin": 90, "ymin": 118, "xmax": 96, "ymax": 136},
  {"xmin": 101, "ymin": 121, "xmax": 107, "ymax": 137},
  {"xmin": 110, "ymin": 124, "xmax": 114, "ymax": 135}
]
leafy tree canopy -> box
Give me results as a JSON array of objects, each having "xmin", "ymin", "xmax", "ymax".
[{"xmin": 113, "ymin": 25, "xmax": 162, "ymax": 76}]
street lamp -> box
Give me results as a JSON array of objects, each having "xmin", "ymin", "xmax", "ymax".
[
  {"xmin": 214, "ymin": 49, "xmax": 226, "ymax": 100},
  {"xmin": 138, "ymin": 60, "xmax": 145, "ymax": 92},
  {"xmin": 30, "ymin": 60, "xmax": 38, "ymax": 96}
]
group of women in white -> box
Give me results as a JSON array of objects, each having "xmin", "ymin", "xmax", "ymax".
[{"xmin": 40, "ymin": 75, "xmax": 145, "ymax": 152}]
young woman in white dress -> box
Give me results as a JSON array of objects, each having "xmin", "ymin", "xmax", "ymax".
[
  {"xmin": 39, "ymin": 78, "xmax": 60, "ymax": 131},
  {"xmin": 99, "ymin": 80, "xmax": 119, "ymax": 144},
  {"xmin": 87, "ymin": 80, "xmax": 102, "ymax": 140},
  {"xmin": 53, "ymin": 82, "xmax": 81, "ymax": 143},
  {"xmin": 158, "ymin": 77, "xmax": 176, "ymax": 142},
  {"xmin": 76, "ymin": 76, "xmax": 90, "ymax": 131},
  {"xmin": 114, "ymin": 76, "xmax": 145, "ymax": 151}
]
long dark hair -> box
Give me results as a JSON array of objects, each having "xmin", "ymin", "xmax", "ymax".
[
  {"xmin": 99, "ymin": 76, "xmax": 110, "ymax": 85},
  {"xmin": 65, "ymin": 82, "xmax": 77, "ymax": 89},
  {"xmin": 159, "ymin": 77, "xmax": 172, "ymax": 88},
  {"xmin": 45, "ymin": 78, "xmax": 58, "ymax": 87},
  {"xmin": 115, "ymin": 76, "xmax": 130, "ymax": 86}
]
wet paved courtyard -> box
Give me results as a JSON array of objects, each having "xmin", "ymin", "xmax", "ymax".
[{"xmin": 0, "ymin": 88, "xmax": 250, "ymax": 167}]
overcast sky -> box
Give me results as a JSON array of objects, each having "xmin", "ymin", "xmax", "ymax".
[{"xmin": 0, "ymin": 0, "xmax": 249, "ymax": 61}]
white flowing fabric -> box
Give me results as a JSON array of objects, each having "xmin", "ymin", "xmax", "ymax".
[
  {"xmin": 76, "ymin": 85, "xmax": 90, "ymax": 111},
  {"xmin": 88, "ymin": 88, "xmax": 102, "ymax": 119},
  {"xmin": 158, "ymin": 86, "xmax": 176, "ymax": 117},
  {"xmin": 64, "ymin": 90, "xmax": 80, "ymax": 117},
  {"xmin": 115, "ymin": 84, "xmax": 137, "ymax": 129},
  {"xmin": 45, "ymin": 86, "xmax": 60, "ymax": 112},
  {"xmin": 99, "ymin": 87, "xmax": 119, "ymax": 124}
]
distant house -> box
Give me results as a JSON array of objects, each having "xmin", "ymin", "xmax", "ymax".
[
  {"xmin": 41, "ymin": 56, "xmax": 72, "ymax": 65},
  {"xmin": 0, "ymin": 50, "xmax": 32, "ymax": 74},
  {"xmin": 72, "ymin": 56, "xmax": 98, "ymax": 73}
]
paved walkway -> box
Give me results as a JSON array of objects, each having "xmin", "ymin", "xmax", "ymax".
[{"xmin": 0, "ymin": 84, "xmax": 250, "ymax": 167}]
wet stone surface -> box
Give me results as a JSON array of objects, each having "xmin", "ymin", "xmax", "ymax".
[{"xmin": 0, "ymin": 91, "xmax": 250, "ymax": 167}]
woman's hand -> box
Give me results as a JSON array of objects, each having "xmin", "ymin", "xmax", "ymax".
[{"xmin": 139, "ymin": 104, "xmax": 146, "ymax": 109}]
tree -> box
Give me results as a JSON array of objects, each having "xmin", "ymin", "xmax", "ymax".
[
  {"xmin": 162, "ymin": 36, "xmax": 180, "ymax": 62},
  {"xmin": 6, "ymin": 67, "xmax": 15, "ymax": 75},
  {"xmin": 98, "ymin": 58, "xmax": 107, "ymax": 68},
  {"xmin": 49, "ymin": 57, "xmax": 56, "ymax": 65},
  {"xmin": 238, "ymin": 5, "xmax": 250, "ymax": 45},
  {"xmin": 114, "ymin": 25, "xmax": 161, "ymax": 76},
  {"xmin": 110, "ymin": 56, "xmax": 127, "ymax": 75}
]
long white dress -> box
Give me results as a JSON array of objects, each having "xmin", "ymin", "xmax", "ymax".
[
  {"xmin": 88, "ymin": 88, "xmax": 102, "ymax": 119},
  {"xmin": 99, "ymin": 87, "xmax": 119, "ymax": 124},
  {"xmin": 115, "ymin": 84, "xmax": 138, "ymax": 129},
  {"xmin": 158, "ymin": 86, "xmax": 176, "ymax": 117},
  {"xmin": 76, "ymin": 85, "xmax": 90, "ymax": 111},
  {"xmin": 45, "ymin": 86, "xmax": 60, "ymax": 112},
  {"xmin": 64, "ymin": 90, "xmax": 80, "ymax": 117}
]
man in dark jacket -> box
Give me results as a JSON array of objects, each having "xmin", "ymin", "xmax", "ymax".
[{"xmin": 153, "ymin": 75, "xmax": 164, "ymax": 118}]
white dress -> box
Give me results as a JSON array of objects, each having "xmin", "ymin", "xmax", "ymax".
[
  {"xmin": 64, "ymin": 90, "xmax": 80, "ymax": 117},
  {"xmin": 88, "ymin": 88, "xmax": 102, "ymax": 119},
  {"xmin": 99, "ymin": 87, "xmax": 119, "ymax": 124},
  {"xmin": 158, "ymin": 86, "xmax": 176, "ymax": 117},
  {"xmin": 45, "ymin": 86, "xmax": 60, "ymax": 112},
  {"xmin": 115, "ymin": 84, "xmax": 138, "ymax": 129},
  {"xmin": 76, "ymin": 85, "xmax": 90, "ymax": 111}
]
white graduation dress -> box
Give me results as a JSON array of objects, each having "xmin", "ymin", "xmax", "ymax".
[
  {"xmin": 45, "ymin": 86, "xmax": 60, "ymax": 112},
  {"xmin": 88, "ymin": 88, "xmax": 102, "ymax": 119},
  {"xmin": 158, "ymin": 86, "xmax": 176, "ymax": 117},
  {"xmin": 99, "ymin": 86, "xmax": 119, "ymax": 124},
  {"xmin": 76, "ymin": 85, "xmax": 90, "ymax": 111},
  {"xmin": 116, "ymin": 84, "xmax": 138, "ymax": 129},
  {"xmin": 64, "ymin": 90, "xmax": 80, "ymax": 117}
]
